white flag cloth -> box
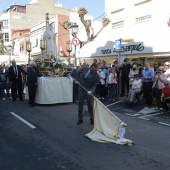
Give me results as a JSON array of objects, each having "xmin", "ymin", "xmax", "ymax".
[{"xmin": 85, "ymin": 98, "xmax": 133, "ymax": 145}]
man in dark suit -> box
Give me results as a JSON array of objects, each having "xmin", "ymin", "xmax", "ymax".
[
  {"xmin": 76, "ymin": 63, "xmax": 99, "ymax": 125},
  {"xmin": 27, "ymin": 61, "xmax": 40, "ymax": 107},
  {"xmin": 8, "ymin": 60, "xmax": 27, "ymax": 102},
  {"xmin": 119, "ymin": 58, "xmax": 132, "ymax": 97}
]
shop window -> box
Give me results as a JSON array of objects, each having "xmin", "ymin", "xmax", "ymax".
[
  {"xmin": 3, "ymin": 20, "xmax": 9, "ymax": 29},
  {"xmin": 4, "ymin": 33, "xmax": 9, "ymax": 42},
  {"xmin": 20, "ymin": 42, "xmax": 24, "ymax": 52},
  {"xmin": 112, "ymin": 21, "xmax": 124, "ymax": 29},
  {"xmin": 36, "ymin": 39, "xmax": 38, "ymax": 47},
  {"xmin": 17, "ymin": 6, "xmax": 26, "ymax": 13},
  {"xmin": 0, "ymin": 24, "xmax": 2, "ymax": 31}
]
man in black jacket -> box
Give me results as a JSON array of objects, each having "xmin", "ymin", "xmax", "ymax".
[
  {"xmin": 119, "ymin": 58, "xmax": 132, "ymax": 97},
  {"xmin": 27, "ymin": 61, "xmax": 40, "ymax": 107},
  {"xmin": 8, "ymin": 60, "xmax": 27, "ymax": 102},
  {"xmin": 76, "ymin": 63, "xmax": 99, "ymax": 125}
]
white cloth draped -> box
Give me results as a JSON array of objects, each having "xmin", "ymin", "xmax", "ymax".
[
  {"xmin": 25, "ymin": 77, "xmax": 73, "ymax": 104},
  {"xmin": 85, "ymin": 98, "xmax": 133, "ymax": 145}
]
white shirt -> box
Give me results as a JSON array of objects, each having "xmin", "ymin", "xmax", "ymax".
[
  {"xmin": 164, "ymin": 69, "xmax": 170, "ymax": 81},
  {"xmin": 98, "ymin": 71, "xmax": 106, "ymax": 85},
  {"xmin": 129, "ymin": 70, "xmax": 139, "ymax": 85},
  {"xmin": 132, "ymin": 79, "xmax": 142, "ymax": 89}
]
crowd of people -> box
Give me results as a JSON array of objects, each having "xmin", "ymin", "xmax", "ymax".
[
  {"xmin": 73, "ymin": 58, "xmax": 170, "ymax": 125},
  {"xmin": 0, "ymin": 60, "xmax": 39, "ymax": 107},
  {"xmin": 1, "ymin": 58, "xmax": 170, "ymax": 125}
]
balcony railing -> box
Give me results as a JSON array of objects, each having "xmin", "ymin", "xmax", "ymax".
[
  {"xmin": 135, "ymin": 14, "xmax": 152, "ymax": 24},
  {"xmin": 112, "ymin": 21, "xmax": 124, "ymax": 29}
]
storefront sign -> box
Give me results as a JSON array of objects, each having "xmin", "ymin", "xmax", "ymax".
[
  {"xmin": 117, "ymin": 43, "xmax": 144, "ymax": 53},
  {"xmin": 100, "ymin": 43, "xmax": 144, "ymax": 55},
  {"xmin": 101, "ymin": 49, "xmax": 112, "ymax": 54}
]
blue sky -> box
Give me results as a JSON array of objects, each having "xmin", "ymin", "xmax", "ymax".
[{"xmin": 0, "ymin": 0, "xmax": 105, "ymax": 20}]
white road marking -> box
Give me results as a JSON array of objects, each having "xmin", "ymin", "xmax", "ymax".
[
  {"xmin": 139, "ymin": 112, "xmax": 163, "ymax": 118},
  {"xmin": 158, "ymin": 122, "xmax": 170, "ymax": 127},
  {"xmin": 124, "ymin": 113, "xmax": 140, "ymax": 117},
  {"xmin": 106, "ymin": 101, "xmax": 121, "ymax": 107},
  {"xmin": 10, "ymin": 112, "xmax": 36, "ymax": 129},
  {"xmin": 139, "ymin": 117, "xmax": 150, "ymax": 121},
  {"xmin": 137, "ymin": 107, "xmax": 158, "ymax": 114}
]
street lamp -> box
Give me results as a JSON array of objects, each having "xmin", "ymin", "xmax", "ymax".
[
  {"xmin": 66, "ymin": 40, "xmax": 72, "ymax": 66},
  {"xmin": 70, "ymin": 23, "xmax": 78, "ymax": 66},
  {"xmin": 26, "ymin": 41, "xmax": 32, "ymax": 64},
  {"xmin": 70, "ymin": 23, "xmax": 78, "ymax": 37},
  {"xmin": 40, "ymin": 38, "xmax": 46, "ymax": 67},
  {"xmin": 7, "ymin": 44, "xmax": 12, "ymax": 65}
]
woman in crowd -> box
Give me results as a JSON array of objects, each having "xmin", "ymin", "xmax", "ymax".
[
  {"xmin": 152, "ymin": 66, "xmax": 167, "ymax": 111},
  {"xmin": 129, "ymin": 64, "xmax": 139, "ymax": 90},
  {"xmin": 106, "ymin": 67, "xmax": 117, "ymax": 102},
  {"xmin": 97, "ymin": 66, "xmax": 106, "ymax": 100},
  {"xmin": 164, "ymin": 61, "xmax": 170, "ymax": 81},
  {"xmin": 126, "ymin": 74, "xmax": 142, "ymax": 104}
]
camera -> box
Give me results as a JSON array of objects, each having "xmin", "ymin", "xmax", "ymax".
[{"xmin": 156, "ymin": 71, "xmax": 162, "ymax": 74}]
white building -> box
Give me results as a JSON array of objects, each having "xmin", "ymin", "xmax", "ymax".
[
  {"xmin": 77, "ymin": 0, "xmax": 170, "ymax": 67},
  {"xmin": 0, "ymin": 0, "xmax": 72, "ymax": 48},
  {"xmin": 29, "ymin": 11, "xmax": 102, "ymax": 64}
]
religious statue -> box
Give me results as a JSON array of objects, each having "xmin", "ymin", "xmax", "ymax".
[{"xmin": 43, "ymin": 24, "xmax": 57, "ymax": 58}]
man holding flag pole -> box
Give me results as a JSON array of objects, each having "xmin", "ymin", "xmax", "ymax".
[
  {"xmin": 76, "ymin": 63, "xmax": 99, "ymax": 125},
  {"xmin": 69, "ymin": 63, "xmax": 133, "ymax": 145}
]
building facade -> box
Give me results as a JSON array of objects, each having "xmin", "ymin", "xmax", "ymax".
[
  {"xmin": 77, "ymin": 0, "xmax": 170, "ymax": 67},
  {"xmin": 0, "ymin": 0, "xmax": 72, "ymax": 48}
]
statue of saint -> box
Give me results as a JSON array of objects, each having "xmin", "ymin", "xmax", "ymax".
[{"xmin": 43, "ymin": 24, "xmax": 57, "ymax": 58}]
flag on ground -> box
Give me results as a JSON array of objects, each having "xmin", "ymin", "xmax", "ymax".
[{"xmin": 85, "ymin": 98, "xmax": 133, "ymax": 145}]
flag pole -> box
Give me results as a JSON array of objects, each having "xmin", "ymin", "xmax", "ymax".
[
  {"xmin": 68, "ymin": 74, "xmax": 121, "ymax": 121},
  {"xmin": 69, "ymin": 74, "xmax": 134, "ymax": 134}
]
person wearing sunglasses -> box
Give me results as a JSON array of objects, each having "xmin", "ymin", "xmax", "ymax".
[
  {"xmin": 161, "ymin": 80, "xmax": 170, "ymax": 113},
  {"xmin": 164, "ymin": 62, "xmax": 170, "ymax": 81}
]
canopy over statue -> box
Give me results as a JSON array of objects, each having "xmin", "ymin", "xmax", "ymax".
[{"xmin": 43, "ymin": 24, "xmax": 57, "ymax": 58}]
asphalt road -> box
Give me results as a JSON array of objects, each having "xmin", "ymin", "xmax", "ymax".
[{"xmin": 0, "ymin": 98, "xmax": 170, "ymax": 170}]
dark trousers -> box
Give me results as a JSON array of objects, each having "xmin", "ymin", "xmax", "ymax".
[
  {"xmin": 155, "ymin": 89, "xmax": 162, "ymax": 108},
  {"xmin": 98, "ymin": 84, "xmax": 106, "ymax": 98},
  {"xmin": 108, "ymin": 83, "xmax": 117, "ymax": 100},
  {"xmin": 0, "ymin": 82, "xmax": 10, "ymax": 98},
  {"xmin": 143, "ymin": 82, "xmax": 153, "ymax": 105},
  {"xmin": 28, "ymin": 84, "xmax": 37, "ymax": 105},
  {"xmin": 121, "ymin": 76, "xmax": 129, "ymax": 96},
  {"xmin": 73, "ymin": 82, "xmax": 78, "ymax": 102},
  {"xmin": 11, "ymin": 80, "xmax": 23, "ymax": 100},
  {"xmin": 78, "ymin": 89, "xmax": 94, "ymax": 121},
  {"xmin": 161, "ymin": 100, "xmax": 170, "ymax": 111}
]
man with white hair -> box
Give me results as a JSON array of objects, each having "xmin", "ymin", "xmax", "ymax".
[
  {"xmin": 141, "ymin": 62, "xmax": 154, "ymax": 107},
  {"xmin": 27, "ymin": 60, "xmax": 40, "ymax": 107}
]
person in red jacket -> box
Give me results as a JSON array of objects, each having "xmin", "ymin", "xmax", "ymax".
[{"xmin": 161, "ymin": 80, "xmax": 170, "ymax": 113}]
